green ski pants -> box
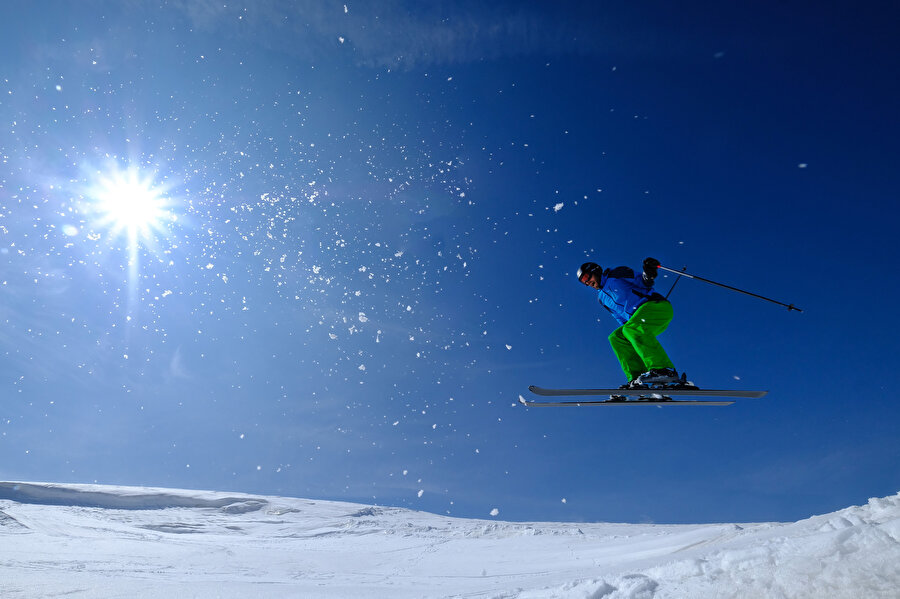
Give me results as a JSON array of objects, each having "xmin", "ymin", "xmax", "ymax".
[{"xmin": 608, "ymin": 300, "xmax": 675, "ymax": 382}]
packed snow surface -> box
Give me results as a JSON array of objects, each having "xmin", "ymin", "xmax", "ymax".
[{"xmin": 1, "ymin": 482, "xmax": 898, "ymax": 598}]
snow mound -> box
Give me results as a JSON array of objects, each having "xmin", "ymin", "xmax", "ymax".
[
  {"xmin": 0, "ymin": 481, "xmax": 268, "ymax": 512},
  {"xmin": 0, "ymin": 481, "xmax": 898, "ymax": 598}
]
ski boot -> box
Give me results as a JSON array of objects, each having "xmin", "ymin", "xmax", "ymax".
[{"xmin": 635, "ymin": 368, "xmax": 680, "ymax": 388}]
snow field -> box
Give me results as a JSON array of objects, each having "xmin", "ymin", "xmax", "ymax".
[{"xmin": 1, "ymin": 482, "xmax": 898, "ymax": 598}]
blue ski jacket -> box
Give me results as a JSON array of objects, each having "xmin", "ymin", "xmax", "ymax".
[{"xmin": 597, "ymin": 266, "xmax": 667, "ymax": 325}]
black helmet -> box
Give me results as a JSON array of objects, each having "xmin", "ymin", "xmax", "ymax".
[{"xmin": 577, "ymin": 262, "xmax": 601, "ymax": 284}]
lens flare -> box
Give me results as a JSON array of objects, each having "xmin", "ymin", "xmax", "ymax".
[{"xmin": 88, "ymin": 167, "xmax": 176, "ymax": 248}]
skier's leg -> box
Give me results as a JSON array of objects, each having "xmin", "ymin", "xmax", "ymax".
[
  {"xmin": 608, "ymin": 325, "xmax": 648, "ymax": 382},
  {"xmin": 621, "ymin": 301, "xmax": 675, "ymax": 372}
]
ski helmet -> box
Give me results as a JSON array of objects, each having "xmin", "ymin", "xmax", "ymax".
[{"xmin": 577, "ymin": 262, "xmax": 601, "ymax": 284}]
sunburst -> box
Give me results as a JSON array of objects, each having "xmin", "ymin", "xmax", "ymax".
[{"xmin": 88, "ymin": 167, "xmax": 176, "ymax": 248}]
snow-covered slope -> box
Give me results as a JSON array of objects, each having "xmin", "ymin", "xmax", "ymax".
[{"xmin": 1, "ymin": 482, "xmax": 897, "ymax": 598}]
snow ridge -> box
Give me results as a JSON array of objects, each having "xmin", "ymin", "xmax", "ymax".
[
  {"xmin": 0, "ymin": 482, "xmax": 898, "ymax": 599},
  {"xmin": 0, "ymin": 481, "xmax": 268, "ymax": 512}
]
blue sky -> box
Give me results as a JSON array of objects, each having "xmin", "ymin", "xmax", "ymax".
[{"xmin": 1, "ymin": 0, "xmax": 897, "ymax": 524}]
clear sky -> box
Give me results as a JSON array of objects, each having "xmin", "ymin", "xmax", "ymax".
[{"xmin": 1, "ymin": 0, "xmax": 897, "ymax": 524}]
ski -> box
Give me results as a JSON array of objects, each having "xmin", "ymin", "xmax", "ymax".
[
  {"xmin": 519, "ymin": 397, "xmax": 735, "ymax": 407},
  {"xmin": 528, "ymin": 385, "xmax": 768, "ymax": 399}
]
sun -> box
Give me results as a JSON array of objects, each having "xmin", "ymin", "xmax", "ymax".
[{"xmin": 88, "ymin": 166, "xmax": 176, "ymax": 248}]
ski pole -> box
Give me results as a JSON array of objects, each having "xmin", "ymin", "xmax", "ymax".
[
  {"xmin": 664, "ymin": 266, "xmax": 687, "ymax": 300},
  {"xmin": 657, "ymin": 264, "xmax": 803, "ymax": 312}
]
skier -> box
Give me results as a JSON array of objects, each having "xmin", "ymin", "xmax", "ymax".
[
  {"xmin": 520, "ymin": 260, "xmax": 797, "ymax": 407},
  {"xmin": 577, "ymin": 258, "xmax": 682, "ymax": 389}
]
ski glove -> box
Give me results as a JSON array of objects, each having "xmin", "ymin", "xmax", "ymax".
[{"xmin": 642, "ymin": 257, "xmax": 660, "ymax": 281}]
